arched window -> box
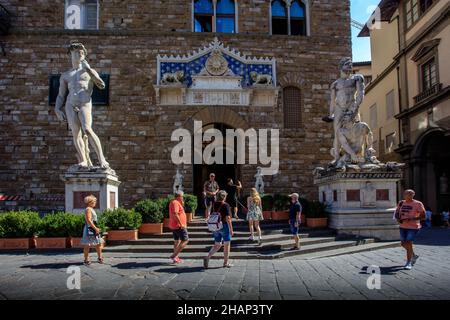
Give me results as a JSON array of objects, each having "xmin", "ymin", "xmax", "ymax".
[
  {"xmin": 271, "ymin": 0, "xmax": 288, "ymax": 35},
  {"xmin": 283, "ymin": 86, "xmax": 302, "ymax": 128},
  {"xmin": 194, "ymin": 0, "xmax": 213, "ymax": 33},
  {"xmin": 290, "ymin": 0, "xmax": 306, "ymax": 36},
  {"xmin": 216, "ymin": 0, "xmax": 236, "ymax": 33}
]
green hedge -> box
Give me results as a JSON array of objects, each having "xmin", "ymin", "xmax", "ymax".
[
  {"xmin": 183, "ymin": 194, "xmax": 198, "ymax": 213},
  {"xmin": 273, "ymin": 194, "xmax": 291, "ymax": 211},
  {"xmin": 155, "ymin": 196, "xmax": 173, "ymax": 219},
  {"xmin": 134, "ymin": 199, "xmax": 164, "ymax": 224},
  {"xmin": 261, "ymin": 194, "xmax": 274, "ymax": 211},
  {"xmin": 38, "ymin": 212, "xmax": 73, "ymax": 237},
  {"xmin": 65, "ymin": 214, "xmax": 86, "ymax": 237},
  {"xmin": 306, "ymin": 201, "xmax": 328, "ymax": 218},
  {"xmin": 0, "ymin": 211, "xmax": 41, "ymax": 238},
  {"xmin": 99, "ymin": 208, "xmax": 142, "ymax": 230}
]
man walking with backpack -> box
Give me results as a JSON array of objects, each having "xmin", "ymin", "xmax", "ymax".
[
  {"xmin": 395, "ymin": 189, "xmax": 425, "ymax": 270},
  {"xmin": 203, "ymin": 190, "xmax": 234, "ymax": 269}
]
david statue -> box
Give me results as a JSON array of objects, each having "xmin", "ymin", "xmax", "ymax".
[{"xmin": 55, "ymin": 42, "xmax": 110, "ymax": 171}]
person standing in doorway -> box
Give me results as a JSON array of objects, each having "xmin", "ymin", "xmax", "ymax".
[
  {"xmin": 203, "ymin": 173, "xmax": 219, "ymax": 219},
  {"xmin": 424, "ymin": 206, "xmax": 433, "ymax": 228},
  {"xmin": 246, "ymin": 188, "xmax": 264, "ymax": 243},
  {"xmin": 225, "ymin": 178, "xmax": 242, "ymax": 220},
  {"xmin": 442, "ymin": 208, "xmax": 449, "ymax": 228},
  {"xmin": 288, "ymin": 193, "xmax": 302, "ymax": 250},
  {"xmin": 169, "ymin": 190, "xmax": 189, "ymax": 264},
  {"xmin": 395, "ymin": 189, "xmax": 425, "ymax": 270},
  {"xmin": 203, "ymin": 190, "xmax": 234, "ymax": 268}
]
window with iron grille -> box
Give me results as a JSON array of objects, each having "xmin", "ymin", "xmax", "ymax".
[
  {"xmin": 283, "ymin": 86, "xmax": 302, "ymax": 129},
  {"xmin": 421, "ymin": 58, "xmax": 437, "ymax": 91},
  {"xmin": 406, "ymin": 0, "xmax": 434, "ymax": 29}
]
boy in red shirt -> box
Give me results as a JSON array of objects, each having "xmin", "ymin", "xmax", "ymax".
[
  {"xmin": 169, "ymin": 190, "xmax": 189, "ymax": 264},
  {"xmin": 395, "ymin": 189, "xmax": 425, "ymax": 270}
]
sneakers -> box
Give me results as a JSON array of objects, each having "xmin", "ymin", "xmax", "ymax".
[
  {"xmin": 248, "ymin": 235, "xmax": 255, "ymax": 241},
  {"xmin": 411, "ymin": 254, "xmax": 419, "ymax": 266},
  {"xmin": 170, "ymin": 256, "xmax": 183, "ymax": 264},
  {"xmin": 404, "ymin": 261, "xmax": 412, "ymax": 270}
]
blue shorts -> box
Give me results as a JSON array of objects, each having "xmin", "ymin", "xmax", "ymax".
[
  {"xmin": 289, "ymin": 220, "xmax": 299, "ymax": 235},
  {"xmin": 399, "ymin": 228, "xmax": 419, "ymax": 242},
  {"xmin": 213, "ymin": 224, "xmax": 232, "ymax": 243}
]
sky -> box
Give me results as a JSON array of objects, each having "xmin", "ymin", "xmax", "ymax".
[{"xmin": 351, "ymin": 0, "xmax": 380, "ymax": 62}]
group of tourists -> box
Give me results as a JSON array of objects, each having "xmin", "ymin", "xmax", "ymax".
[
  {"xmin": 78, "ymin": 176, "xmax": 430, "ymax": 272},
  {"xmin": 168, "ymin": 172, "xmax": 303, "ymax": 268}
]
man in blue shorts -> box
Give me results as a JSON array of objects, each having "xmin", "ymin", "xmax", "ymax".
[{"xmin": 288, "ymin": 193, "xmax": 302, "ymax": 250}]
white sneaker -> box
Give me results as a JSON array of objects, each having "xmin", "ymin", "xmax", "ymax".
[
  {"xmin": 404, "ymin": 262, "xmax": 412, "ymax": 270},
  {"xmin": 248, "ymin": 235, "xmax": 254, "ymax": 241}
]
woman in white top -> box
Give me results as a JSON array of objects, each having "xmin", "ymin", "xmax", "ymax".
[{"xmin": 80, "ymin": 195, "xmax": 105, "ymax": 265}]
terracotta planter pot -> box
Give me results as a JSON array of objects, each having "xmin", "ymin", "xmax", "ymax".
[
  {"xmin": 69, "ymin": 237, "xmax": 83, "ymax": 248},
  {"xmin": 107, "ymin": 229, "xmax": 138, "ymax": 241},
  {"xmin": 139, "ymin": 223, "xmax": 163, "ymax": 235},
  {"xmin": 263, "ymin": 211, "xmax": 272, "ymax": 220},
  {"xmin": 306, "ymin": 217, "xmax": 328, "ymax": 228},
  {"xmin": 0, "ymin": 238, "xmax": 32, "ymax": 249},
  {"xmin": 272, "ymin": 211, "xmax": 290, "ymax": 221},
  {"xmin": 35, "ymin": 237, "xmax": 67, "ymax": 249},
  {"xmin": 186, "ymin": 212, "xmax": 193, "ymax": 223},
  {"xmin": 163, "ymin": 218, "xmax": 171, "ymax": 229},
  {"xmin": 301, "ymin": 214, "xmax": 306, "ymax": 225}
]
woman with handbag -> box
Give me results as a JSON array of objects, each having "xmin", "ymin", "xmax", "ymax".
[
  {"xmin": 203, "ymin": 190, "xmax": 234, "ymax": 269},
  {"xmin": 80, "ymin": 195, "xmax": 105, "ymax": 265}
]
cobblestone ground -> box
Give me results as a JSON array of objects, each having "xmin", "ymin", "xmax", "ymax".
[{"xmin": 0, "ymin": 228, "xmax": 449, "ymax": 300}]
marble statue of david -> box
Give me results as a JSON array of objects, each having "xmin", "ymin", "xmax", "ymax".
[{"xmin": 55, "ymin": 42, "xmax": 109, "ymax": 169}]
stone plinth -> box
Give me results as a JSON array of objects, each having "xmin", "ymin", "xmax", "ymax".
[
  {"xmin": 314, "ymin": 170, "xmax": 403, "ymax": 241},
  {"xmin": 64, "ymin": 167, "xmax": 121, "ymax": 214}
]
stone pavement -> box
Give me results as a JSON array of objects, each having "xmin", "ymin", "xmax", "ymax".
[{"xmin": 0, "ymin": 228, "xmax": 449, "ymax": 300}]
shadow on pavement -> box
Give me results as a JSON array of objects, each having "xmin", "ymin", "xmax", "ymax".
[
  {"xmin": 360, "ymin": 265, "xmax": 405, "ymax": 275},
  {"xmin": 112, "ymin": 262, "xmax": 166, "ymax": 269},
  {"xmin": 20, "ymin": 262, "xmax": 84, "ymax": 269},
  {"xmin": 153, "ymin": 266, "xmax": 213, "ymax": 273}
]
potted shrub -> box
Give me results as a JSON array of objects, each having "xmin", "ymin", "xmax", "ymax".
[
  {"xmin": 36, "ymin": 212, "xmax": 71, "ymax": 249},
  {"xmin": 261, "ymin": 194, "xmax": 274, "ymax": 220},
  {"xmin": 134, "ymin": 200, "xmax": 164, "ymax": 235},
  {"xmin": 272, "ymin": 194, "xmax": 290, "ymax": 220},
  {"xmin": 0, "ymin": 211, "xmax": 40, "ymax": 249},
  {"xmin": 155, "ymin": 197, "xmax": 172, "ymax": 230},
  {"xmin": 183, "ymin": 194, "xmax": 198, "ymax": 223},
  {"xmin": 65, "ymin": 214, "xmax": 86, "ymax": 248},
  {"xmin": 306, "ymin": 201, "xmax": 328, "ymax": 228},
  {"xmin": 299, "ymin": 197, "xmax": 310, "ymax": 225},
  {"xmin": 100, "ymin": 208, "xmax": 142, "ymax": 240}
]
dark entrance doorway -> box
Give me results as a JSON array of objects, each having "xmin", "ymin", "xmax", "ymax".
[
  {"xmin": 193, "ymin": 123, "xmax": 241, "ymax": 213},
  {"xmin": 413, "ymin": 130, "xmax": 450, "ymax": 218}
]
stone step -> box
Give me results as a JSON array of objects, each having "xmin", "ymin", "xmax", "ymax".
[
  {"xmin": 102, "ymin": 238, "xmax": 377, "ymax": 260},
  {"xmin": 140, "ymin": 228, "xmax": 334, "ymax": 239},
  {"xmin": 289, "ymin": 241, "xmax": 400, "ymax": 260},
  {"xmin": 103, "ymin": 236, "xmax": 343, "ymax": 254},
  {"xmin": 109, "ymin": 233, "xmax": 296, "ymax": 246}
]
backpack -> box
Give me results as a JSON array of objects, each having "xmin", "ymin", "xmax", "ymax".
[
  {"xmin": 394, "ymin": 201, "xmax": 404, "ymax": 220},
  {"xmin": 207, "ymin": 203, "xmax": 224, "ymax": 232}
]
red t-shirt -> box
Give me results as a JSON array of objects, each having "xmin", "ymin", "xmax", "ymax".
[
  {"xmin": 169, "ymin": 199, "xmax": 187, "ymax": 230},
  {"xmin": 398, "ymin": 200, "xmax": 425, "ymax": 230}
]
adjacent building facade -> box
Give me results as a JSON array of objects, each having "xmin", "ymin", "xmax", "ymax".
[
  {"xmin": 0, "ymin": 0, "xmax": 351, "ymax": 211},
  {"xmin": 359, "ymin": 0, "xmax": 450, "ymax": 213}
]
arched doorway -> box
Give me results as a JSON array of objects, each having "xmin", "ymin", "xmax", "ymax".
[
  {"xmin": 193, "ymin": 122, "xmax": 241, "ymax": 213},
  {"xmin": 412, "ymin": 129, "xmax": 450, "ymax": 215}
]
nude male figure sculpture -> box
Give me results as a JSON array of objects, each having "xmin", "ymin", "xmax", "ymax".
[{"xmin": 55, "ymin": 42, "xmax": 109, "ymax": 169}]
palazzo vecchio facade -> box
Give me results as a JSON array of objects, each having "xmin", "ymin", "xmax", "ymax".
[{"xmin": 0, "ymin": 0, "xmax": 351, "ymax": 210}]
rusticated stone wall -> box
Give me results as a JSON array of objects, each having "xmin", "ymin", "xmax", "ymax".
[{"xmin": 0, "ymin": 0, "xmax": 351, "ymax": 210}]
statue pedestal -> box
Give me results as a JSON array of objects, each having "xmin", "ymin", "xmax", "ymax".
[
  {"xmin": 63, "ymin": 167, "xmax": 121, "ymax": 214},
  {"xmin": 314, "ymin": 169, "xmax": 403, "ymax": 241}
]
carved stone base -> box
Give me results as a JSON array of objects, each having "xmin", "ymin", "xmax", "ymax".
[
  {"xmin": 63, "ymin": 168, "xmax": 121, "ymax": 214},
  {"xmin": 314, "ymin": 168, "xmax": 403, "ymax": 241}
]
